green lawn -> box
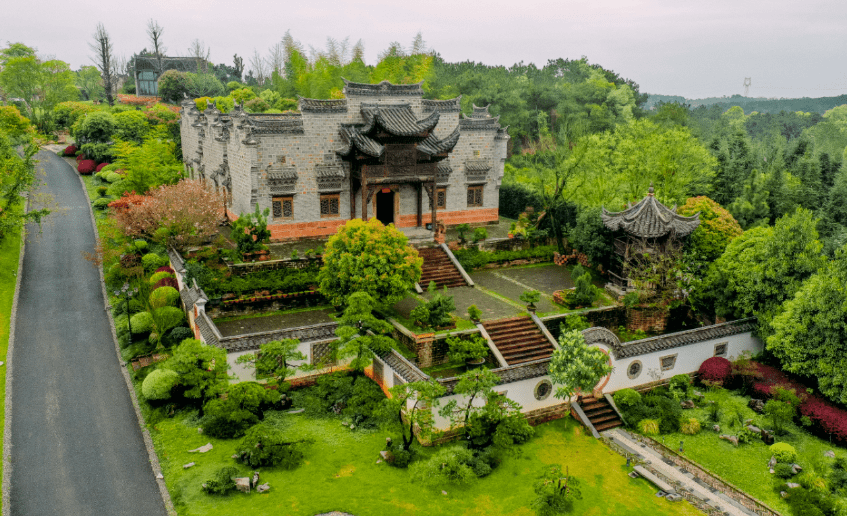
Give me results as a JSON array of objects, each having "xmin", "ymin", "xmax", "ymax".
[
  {"xmin": 636, "ymin": 388, "xmax": 846, "ymax": 514},
  {"xmin": 152, "ymin": 411, "xmax": 699, "ymax": 516},
  {"xmin": 0, "ymin": 222, "xmax": 22, "ymax": 502}
]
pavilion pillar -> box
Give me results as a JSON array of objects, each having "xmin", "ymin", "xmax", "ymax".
[
  {"xmin": 361, "ymin": 177, "xmax": 368, "ymax": 221},
  {"xmin": 416, "ymin": 183, "xmax": 422, "ymax": 227},
  {"xmin": 430, "ymin": 177, "xmax": 437, "ymax": 230}
]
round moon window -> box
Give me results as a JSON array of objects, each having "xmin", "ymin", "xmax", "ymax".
[
  {"xmin": 534, "ymin": 379, "xmax": 553, "ymax": 400},
  {"xmin": 627, "ymin": 360, "xmax": 642, "ymax": 379}
]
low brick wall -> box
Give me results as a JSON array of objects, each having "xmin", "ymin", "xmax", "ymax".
[
  {"xmin": 542, "ymin": 306, "xmax": 627, "ymax": 340},
  {"xmin": 626, "ymin": 307, "xmax": 669, "ymax": 333},
  {"xmin": 525, "ymin": 402, "xmax": 569, "ymax": 426}
]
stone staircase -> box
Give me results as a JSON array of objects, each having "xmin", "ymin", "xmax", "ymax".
[
  {"xmin": 417, "ymin": 246, "xmax": 469, "ymax": 289},
  {"xmin": 482, "ymin": 316, "xmax": 556, "ymax": 365},
  {"xmin": 577, "ymin": 396, "xmax": 623, "ymax": 432}
]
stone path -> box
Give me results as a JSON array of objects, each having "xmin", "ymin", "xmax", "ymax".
[
  {"xmin": 604, "ymin": 428, "xmax": 756, "ymax": 516},
  {"xmin": 214, "ymin": 308, "xmax": 335, "ymax": 337},
  {"xmin": 470, "ymin": 264, "xmax": 575, "ymax": 313},
  {"xmin": 10, "ymin": 151, "xmax": 166, "ymax": 515}
]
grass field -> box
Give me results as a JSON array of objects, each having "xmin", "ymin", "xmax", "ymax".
[
  {"xmin": 638, "ymin": 388, "xmax": 847, "ymax": 514},
  {"xmin": 152, "ymin": 411, "xmax": 699, "ymax": 516},
  {"xmin": 0, "ymin": 223, "xmax": 22, "ymax": 500}
]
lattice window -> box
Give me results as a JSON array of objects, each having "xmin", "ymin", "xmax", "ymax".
[
  {"xmin": 272, "ymin": 196, "xmax": 293, "ymax": 220},
  {"xmin": 430, "ymin": 188, "xmax": 447, "ymax": 210},
  {"xmin": 473, "ymin": 150, "xmax": 481, "ymax": 157},
  {"xmin": 660, "ymin": 354, "xmax": 678, "ymax": 371},
  {"xmin": 714, "ymin": 342, "xmax": 728, "ymax": 357},
  {"xmin": 467, "ymin": 186, "xmax": 483, "ymax": 207},
  {"xmin": 320, "ymin": 194, "xmax": 340, "ymax": 217}
]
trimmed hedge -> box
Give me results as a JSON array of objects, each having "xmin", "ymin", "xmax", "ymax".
[
  {"xmin": 63, "ymin": 144, "xmax": 78, "ymax": 156},
  {"xmin": 698, "ymin": 356, "xmax": 733, "ymax": 384},
  {"xmin": 452, "ymin": 245, "xmax": 557, "ymax": 271},
  {"xmin": 77, "ymin": 159, "xmax": 96, "ymax": 175},
  {"xmin": 95, "ymin": 162, "xmax": 109, "ymax": 172}
]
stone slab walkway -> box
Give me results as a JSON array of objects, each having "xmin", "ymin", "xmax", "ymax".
[
  {"xmin": 214, "ymin": 308, "xmax": 335, "ymax": 337},
  {"xmin": 470, "ymin": 264, "xmax": 575, "ymax": 313},
  {"xmin": 604, "ymin": 428, "xmax": 756, "ymax": 516}
]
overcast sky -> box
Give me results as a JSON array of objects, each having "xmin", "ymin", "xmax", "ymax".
[{"xmin": 5, "ymin": 0, "xmax": 846, "ymax": 99}]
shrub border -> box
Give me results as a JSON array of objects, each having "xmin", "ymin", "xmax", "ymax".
[{"xmin": 74, "ymin": 156, "xmax": 177, "ymax": 514}]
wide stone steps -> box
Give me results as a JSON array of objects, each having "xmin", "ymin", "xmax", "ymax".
[
  {"xmin": 417, "ymin": 247, "xmax": 469, "ymax": 289},
  {"xmin": 482, "ymin": 316, "xmax": 555, "ymax": 365},
  {"xmin": 578, "ymin": 397, "xmax": 623, "ymax": 432}
]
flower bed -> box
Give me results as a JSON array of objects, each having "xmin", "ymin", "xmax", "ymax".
[
  {"xmin": 117, "ymin": 93, "xmax": 161, "ymax": 106},
  {"xmin": 221, "ymin": 289, "xmax": 321, "ymax": 306}
]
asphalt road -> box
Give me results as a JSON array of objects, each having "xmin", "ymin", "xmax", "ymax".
[{"xmin": 10, "ymin": 151, "xmax": 166, "ymax": 515}]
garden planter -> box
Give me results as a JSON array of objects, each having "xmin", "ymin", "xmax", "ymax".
[{"xmin": 465, "ymin": 357, "xmax": 486, "ymax": 370}]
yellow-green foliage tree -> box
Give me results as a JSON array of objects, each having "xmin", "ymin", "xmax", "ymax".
[
  {"xmin": 678, "ymin": 196, "xmax": 743, "ymax": 262},
  {"xmin": 318, "ymin": 218, "xmax": 422, "ymax": 308}
]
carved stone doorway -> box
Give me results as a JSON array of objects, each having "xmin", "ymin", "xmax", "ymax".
[{"xmin": 375, "ymin": 190, "xmax": 395, "ymax": 225}]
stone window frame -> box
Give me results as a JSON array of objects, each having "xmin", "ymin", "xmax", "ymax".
[
  {"xmin": 430, "ymin": 187, "xmax": 447, "ymax": 210},
  {"xmin": 626, "ymin": 360, "xmax": 642, "ymax": 380},
  {"xmin": 714, "ymin": 342, "xmax": 728, "ymax": 357},
  {"xmin": 660, "ymin": 353, "xmax": 678, "ymax": 372},
  {"xmin": 272, "ymin": 195, "xmax": 294, "ymax": 220},
  {"xmin": 320, "ymin": 193, "xmax": 341, "ymax": 218},
  {"xmin": 534, "ymin": 380, "xmax": 552, "ymax": 401},
  {"xmin": 467, "ymin": 185, "xmax": 484, "ymax": 207}
]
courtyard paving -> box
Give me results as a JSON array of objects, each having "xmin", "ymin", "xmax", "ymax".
[
  {"xmin": 470, "ymin": 264, "xmax": 575, "ymax": 314},
  {"xmin": 214, "ymin": 308, "xmax": 335, "ymax": 337}
]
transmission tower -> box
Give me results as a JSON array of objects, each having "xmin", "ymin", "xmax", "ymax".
[{"xmin": 743, "ymin": 77, "xmax": 752, "ymax": 97}]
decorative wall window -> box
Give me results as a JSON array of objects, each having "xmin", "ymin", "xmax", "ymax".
[
  {"xmin": 393, "ymin": 373, "xmax": 404, "ymax": 386},
  {"xmin": 660, "ymin": 354, "xmax": 678, "ymax": 372},
  {"xmin": 320, "ymin": 194, "xmax": 340, "ymax": 217},
  {"xmin": 272, "ymin": 196, "xmax": 293, "ymax": 220},
  {"xmin": 627, "ymin": 360, "xmax": 642, "ymax": 380},
  {"xmin": 430, "ymin": 187, "xmax": 447, "ymax": 210},
  {"xmin": 467, "ymin": 185, "xmax": 484, "ymax": 207},
  {"xmin": 473, "ymin": 150, "xmax": 481, "ymax": 157},
  {"xmin": 714, "ymin": 342, "xmax": 728, "ymax": 357},
  {"xmin": 534, "ymin": 380, "xmax": 552, "ymax": 401}
]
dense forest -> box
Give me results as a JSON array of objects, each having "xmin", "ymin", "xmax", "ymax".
[{"xmin": 644, "ymin": 93, "xmax": 847, "ymax": 114}]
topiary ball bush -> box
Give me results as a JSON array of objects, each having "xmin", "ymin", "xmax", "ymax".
[
  {"xmin": 104, "ymin": 171, "xmax": 122, "ymax": 183},
  {"xmin": 149, "ymin": 286, "xmax": 180, "ymax": 309},
  {"xmin": 77, "ymin": 159, "xmax": 96, "ymax": 175},
  {"xmin": 155, "ymin": 265, "xmax": 176, "ymax": 274},
  {"xmin": 92, "ymin": 198, "xmax": 112, "ymax": 210},
  {"xmin": 613, "ymin": 388, "xmax": 642, "ymax": 409},
  {"xmin": 95, "ymin": 162, "xmax": 109, "ymax": 172},
  {"xmin": 774, "ymin": 463, "xmax": 795, "ymax": 479},
  {"xmin": 153, "ymin": 277, "xmax": 179, "ymax": 291},
  {"xmin": 681, "ymin": 418, "xmax": 701, "ymax": 435},
  {"xmin": 698, "ymin": 356, "xmax": 733, "ymax": 384},
  {"xmin": 142, "ymin": 253, "xmax": 168, "ymax": 272},
  {"xmin": 130, "ymin": 311, "xmax": 154, "ymax": 334},
  {"xmin": 63, "ymin": 144, "xmax": 78, "ymax": 156},
  {"xmin": 770, "ymin": 442, "xmax": 798, "ymax": 463},
  {"xmin": 168, "ymin": 327, "xmax": 194, "ymax": 346},
  {"xmin": 149, "ymin": 271, "xmax": 176, "ymax": 286},
  {"xmin": 142, "ymin": 369, "xmax": 179, "ymax": 400}
]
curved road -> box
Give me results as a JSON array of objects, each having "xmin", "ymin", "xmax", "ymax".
[{"xmin": 10, "ymin": 151, "xmax": 166, "ymax": 515}]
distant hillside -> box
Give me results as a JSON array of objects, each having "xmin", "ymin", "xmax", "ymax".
[{"xmin": 644, "ymin": 93, "xmax": 847, "ymax": 114}]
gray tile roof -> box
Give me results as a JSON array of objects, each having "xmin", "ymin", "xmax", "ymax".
[
  {"xmin": 459, "ymin": 117, "xmax": 501, "ymax": 131},
  {"xmin": 219, "ymin": 322, "xmax": 339, "ymax": 352},
  {"xmin": 464, "ymin": 159, "xmax": 491, "ymax": 173},
  {"xmin": 179, "ymin": 287, "xmax": 200, "ymax": 309},
  {"xmin": 376, "ymin": 348, "xmax": 428, "ymax": 384},
  {"xmin": 361, "ymin": 104, "xmax": 440, "ymax": 136},
  {"xmin": 337, "ymin": 125, "xmax": 384, "ymax": 158},
  {"xmin": 469, "ymin": 104, "xmax": 491, "ymax": 118},
  {"xmin": 422, "ymin": 97, "xmax": 462, "ymax": 113},
  {"xmin": 437, "ymin": 357, "xmax": 550, "ymax": 394},
  {"xmin": 343, "ymin": 79, "xmax": 424, "ymax": 97},
  {"xmin": 195, "ymin": 312, "xmax": 220, "ymax": 347},
  {"xmin": 611, "ymin": 318, "xmax": 756, "ymax": 359},
  {"xmin": 417, "ymin": 128, "xmax": 460, "ymax": 156},
  {"xmin": 298, "ymin": 97, "xmax": 348, "ymax": 113},
  {"xmin": 601, "ymin": 189, "xmax": 700, "ymax": 238}
]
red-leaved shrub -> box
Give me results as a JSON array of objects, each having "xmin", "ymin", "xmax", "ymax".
[
  {"xmin": 95, "ymin": 162, "xmax": 109, "ymax": 172},
  {"xmin": 155, "ymin": 266, "xmax": 176, "ymax": 274},
  {"xmin": 750, "ymin": 362, "xmax": 808, "ymax": 399},
  {"xmin": 800, "ymin": 397, "xmax": 847, "ymax": 442},
  {"xmin": 698, "ymin": 356, "xmax": 733, "ymax": 384},
  {"xmin": 76, "ymin": 153, "xmax": 85, "ymax": 162},
  {"xmin": 108, "ymin": 193, "xmax": 147, "ymax": 212},
  {"xmin": 152, "ymin": 277, "xmax": 179, "ymax": 291},
  {"xmin": 63, "ymin": 145, "xmax": 77, "ymax": 156},
  {"xmin": 77, "ymin": 159, "xmax": 96, "ymax": 175}
]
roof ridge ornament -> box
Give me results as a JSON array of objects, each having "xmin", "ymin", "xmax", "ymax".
[{"xmin": 648, "ymin": 182, "xmax": 654, "ymax": 196}]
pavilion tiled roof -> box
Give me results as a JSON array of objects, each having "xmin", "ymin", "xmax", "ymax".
[
  {"xmin": 612, "ymin": 318, "xmax": 756, "ymax": 359},
  {"xmin": 417, "ymin": 128, "xmax": 460, "ymax": 156},
  {"xmin": 360, "ymin": 104, "xmax": 440, "ymax": 136},
  {"xmin": 601, "ymin": 186, "xmax": 700, "ymax": 238}
]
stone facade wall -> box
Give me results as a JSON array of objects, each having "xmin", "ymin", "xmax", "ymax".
[{"xmin": 181, "ymin": 81, "xmax": 507, "ymax": 241}]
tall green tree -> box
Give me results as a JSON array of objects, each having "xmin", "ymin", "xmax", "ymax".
[
  {"xmin": 75, "ymin": 65, "xmax": 104, "ymax": 101},
  {"xmin": 548, "ymin": 330, "xmax": 612, "ymax": 400},
  {"xmin": 0, "ymin": 130, "xmax": 49, "ymax": 239},
  {"xmin": 381, "ymin": 380, "xmax": 445, "ymax": 451},
  {"xmin": 235, "ymin": 338, "xmax": 306, "ymax": 384},
  {"xmin": 333, "ymin": 292, "xmax": 394, "ymax": 372},
  {"xmin": 768, "ymin": 245, "xmax": 847, "ymax": 404}
]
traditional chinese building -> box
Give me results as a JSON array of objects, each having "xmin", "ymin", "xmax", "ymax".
[{"xmin": 180, "ymin": 79, "xmax": 509, "ymax": 240}]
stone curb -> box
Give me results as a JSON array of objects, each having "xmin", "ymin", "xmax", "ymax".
[
  {"xmin": 2, "ymin": 194, "xmax": 27, "ymax": 516},
  {"xmin": 73, "ymin": 158, "xmax": 177, "ymax": 515}
]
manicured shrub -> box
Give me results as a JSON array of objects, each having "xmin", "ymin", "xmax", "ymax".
[
  {"xmin": 681, "ymin": 418, "xmax": 701, "ymax": 435},
  {"xmin": 95, "ymin": 162, "xmax": 109, "ymax": 172},
  {"xmin": 77, "ymin": 159, "xmax": 96, "ymax": 175},
  {"xmin": 149, "ymin": 286, "xmax": 180, "ymax": 309},
  {"xmin": 155, "ymin": 265, "xmax": 175, "ymax": 274},
  {"xmin": 638, "ymin": 419, "xmax": 660, "ymax": 435},
  {"xmin": 472, "ymin": 227, "xmax": 488, "ymax": 241},
  {"xmin": 92, "ymin": 198, "xmax": 111, "ymax": 210},
  {"xmin": 698, "ymin": 356, "xmax": 733, "ymax": 385},
  {"xmin": 202, "ymin": 382, "xmax": 280, "ymax": 439},
  {"xmin": 410, "ymin": 446, "xmax": 479, "ymax": 486},
  {"xmin": 800, "ymin": 397, "xmax": 847, "ymax": 443},
  {"xmin": 97, "ymin": 186, "xmax": 108, "ymax": 197},
  {"xmin": 141, "ymin": 253, "xmax": 168, "ymax": 272},
  {"xmin": 149, "ymin": 271, "xmax": 176, "ymax": 286},
  {"xmin": 153, "ymin": 277, "xmax": 179, "ymax": 291},
  {"xmin": 613, "ymin": 388, "xmax": 642, "ymax": 410},
  {"xmin": 63, "ymin": 144, "xmax": 78, "ymax": 156},
  {"xmin": 142, "ymin": 369, "xmax": 180, "ymax": 400},
  {"xmin": 244, "ymin": 97, "xmax": 270, "ymax": 113},
  {"xmin": 168, "ymin": 327, "xmax": 194, "ymax": 345},
  {"xmin": 234, "ymin": 424, "xmax": 305, "ymax": 469},
  {"xmin": 787, "ymin": 488, "xmax": 837, "ymax": 516},
  {"xmin": 104, "ymin": 171, "xmax": 122, "ymax": 183},
  {"xmin": 774, "ymin": 463, "xmax": 795, "ymax": 479},
  {"xmin": 644, "ymin": 394, "xmax": 683, "ymax": 434},
  {"xmin": 770, "ymin": 442, "xmax": 798, "ymax": 463},
  {"xmin": 201, "ymin": 466, "xmax": 239, "ymax": 495},
  {"xmin": 75, "ymin": 110, "xmax": 117, "ymax": 143},
  {"xmin": 80, "ymin": 142, "xmax": 113, "ymax": 163},
  {"xmin": 130, "ymin": 311, "xmax": 154, "ymax": 334},
  {"xmin": 132, "ymin": 239, "xmax": 148, "ymax": 251}
]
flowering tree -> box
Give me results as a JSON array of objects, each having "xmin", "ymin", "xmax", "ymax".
[
  {"xmin": 110, "ymin": 179, "xmax": 224, "ymax": 251},
  {"xmin": 319, "ymin": 218, "xmax": 422, "ymax": 308},
  {"xmin": 548, "ymin": 330, "xmax": 612, "ymax": 400}
]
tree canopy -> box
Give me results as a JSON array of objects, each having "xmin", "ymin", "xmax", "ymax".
[{"xmin": 548, "ymin": 330, "xmax": 612, "ymax": 400}]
